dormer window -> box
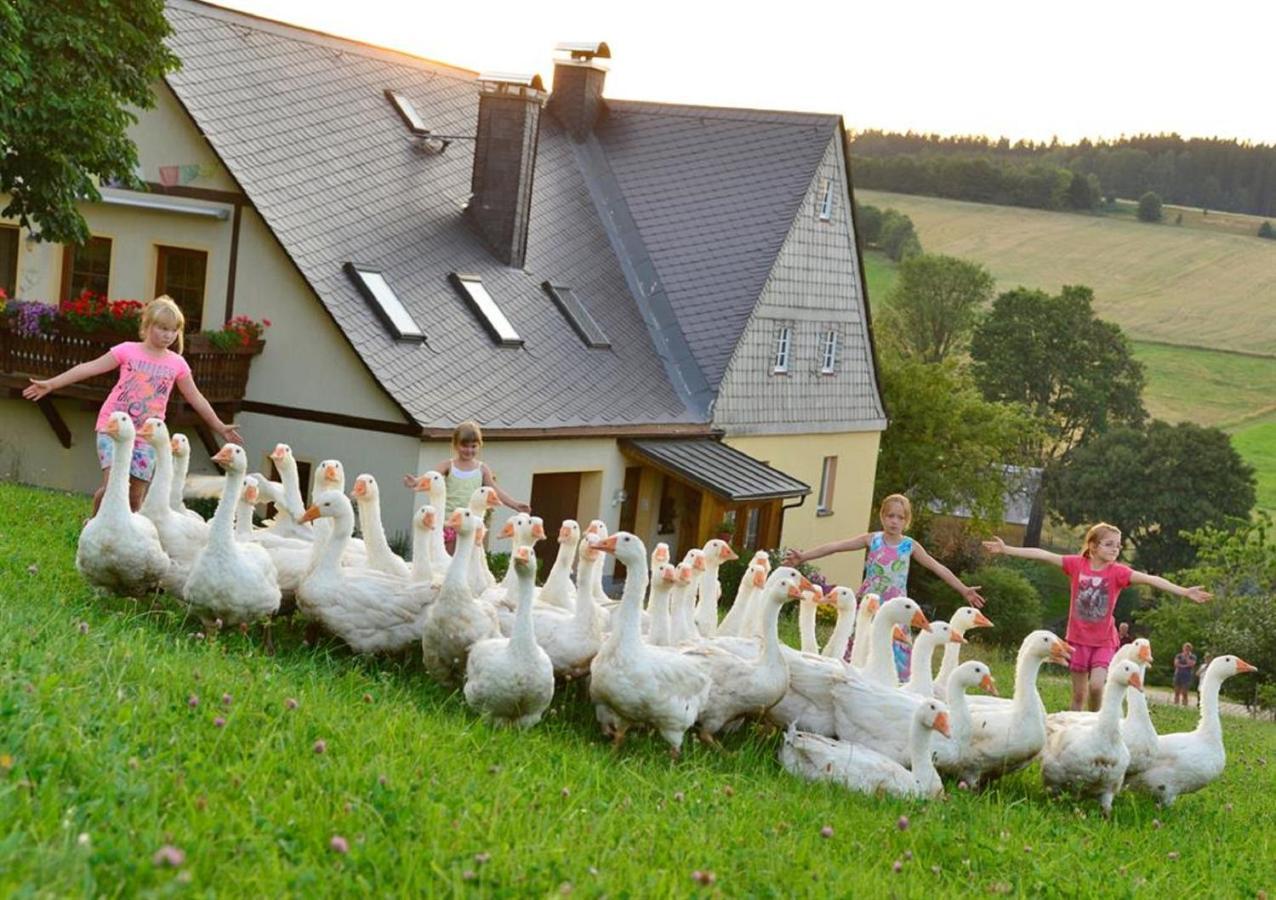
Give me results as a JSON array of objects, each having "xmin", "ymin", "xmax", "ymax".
[
  {"xmin": 543, "ymin": 282, "xmax": 610, "ymax": 348},
  {"xmin": 449, "ymin": 273, "xmax": 522, "ymax": 346},
  {"xmin": 345, "ymin": 263, "xmax": 424, "ymax": 341},
  {"xmin": 820, "ymin": 329, "xmax": 839, "ymax": 374},
  {"xmin": 772, "ymin": 325, "xmax": 792, "ymax": 374},
  {"xmin": 385, "ymin": 89, "xmax": 429, "ymax": 135},
  {"xmin": 818, "ymin": 178, "xmax": 834, "ymax": 221}
]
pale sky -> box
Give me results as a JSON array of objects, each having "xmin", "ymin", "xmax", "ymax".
[{"xmin": 215, "ymin": 0, "xmax": 1275, "ymax": 145}]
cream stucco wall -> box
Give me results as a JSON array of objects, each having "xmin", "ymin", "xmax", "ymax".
[
  {"xmin": 131, "ymin": 85, "xmax": 240, "ymax": 194},
  {"xmin": 723, "ymin": 430, "xmax": 881, "ymax": 588}
]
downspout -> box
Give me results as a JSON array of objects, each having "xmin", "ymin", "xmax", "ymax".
[{"xmin": 777, "ymin": 493, "xmax": 807, "ymax": 550}]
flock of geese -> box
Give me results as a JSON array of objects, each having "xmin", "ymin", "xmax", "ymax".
[{"xmin": 76, "ymin": 411, "xmax": 1256, "ymax": 811}]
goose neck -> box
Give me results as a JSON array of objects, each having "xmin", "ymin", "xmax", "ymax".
[
  {"xmin": 613, "ymin": 555, "xmax": 649, "ymax": 649},
  {"xmin": 1011, "ymin": 652, "xmax": 1045, "ymax": 709},
  {"xmin": 315, "ymin": 508, "xmax": 353, "ymax": 575},
  {"xmin": 170, "ymin": 451, "xmax": 189, "ymax": 510},
  {"xmin": 209, "ymin": 466, "xmax": 245, "ymax": 543},
  {"xmin": 823, "ymin": 605, "xmax": 855, "ymax": 657},
  {"xmin": 1195, "ymin": 670, "xmax": 1224, "ymax": 740},
  {"xmin": 101, "ymin": 433, "xmax": 135, "ymax": 516},
  {"xmin": 510, "ymin": 569, "xmax": 538, "ymax": 654},
  {"xmin": 798, "ymin": 600, "xmax": 819, "ymax": 654},
  {"xmin": 907, "ymin": 633, "xmax": 939, "ymax": 692},
  {"xmin": 141, "ymin": 440, "xmax": 173, "ymax": 517},
  {"xmin": 442, "ymin": 526, "xmax": 476, "ymax": 596},
  {"xmin": 909, "ymin": 717, "xmax": 940, "ymax": 785}
]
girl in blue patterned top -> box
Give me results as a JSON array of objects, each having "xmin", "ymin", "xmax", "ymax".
[{"xmin": 785, "ymin": 494, "xmax": 984, "ymax": 677}]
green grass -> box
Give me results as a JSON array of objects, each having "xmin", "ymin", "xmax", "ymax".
[
  {"xmin": 863, "ymin": 249, "xmax": 898, "ymax": 306},
  {"xmin": 1134, "ymin": 341, "xmax": 1276, "ymax": 430},
  {"xmin": 1232, "ymin": 416, "xmax": 1276, "ymax": 516},
  {"xmin": 3, "ymin": 482, "xmax": 1276, "ymax": 895},
  {"xmin": 858, "ymin": 189, "xmax": 1276, "ymax": 356}
]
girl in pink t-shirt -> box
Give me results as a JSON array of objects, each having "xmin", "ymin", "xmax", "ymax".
[
  {"xmin": 23, "ymin": 296, "xmax": 243, "ymax": 516},
  {"xmin": 984, "ymin": 522, "xmax": 1211, "ymax": 711}
]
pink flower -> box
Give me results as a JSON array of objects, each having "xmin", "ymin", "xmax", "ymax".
[
  {"xmin": 313, "ymin": 739, "xmax": 327, "ymax": 754},
  {"xmin": 897, "ymin": 815, "xmax": 910, "ymax": 831},
  {"xmin": 285, "ymin": 698, "xmax": 299, "ymax": 710},
  {"xmin": 188, "ymin": 695, "xmax": 199, "ymax": 708},
  {"xmin": 213, "ymin": 716, "xmax": 225, "ymax": 728},
  {"xmin": 152, "ymin": 845, "xmax": 186, "ymax": 867},
  {"xmin": 222, "ymin": 693, "xmax": 233, "ymax": 706},
  {"xmin": 820, "ymin": 825, "xmax": 834, "ymax": 839},
  {"xmin": 330, "ymin": 835, "xmax": 349, "ymax": 854}
]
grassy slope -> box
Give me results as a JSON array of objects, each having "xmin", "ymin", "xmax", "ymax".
[
  {"xmin": 2, "ymin": 483, "xmax": 1276, "ymax": 895},
  {"xmin": 857, "ymin": 189, "xmax": 1276, "ymax": 356}
]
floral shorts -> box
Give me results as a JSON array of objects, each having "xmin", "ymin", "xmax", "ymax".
[{"xmin": 96, "ymin": 432, "xmax": 157, "ymax": 482}]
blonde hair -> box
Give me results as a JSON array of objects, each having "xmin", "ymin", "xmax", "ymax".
[
  {"xmin": 452, "ymin": 419, "xmax": 484, "ymax": 451},
  {"xmin": 1081, "ymin": 522, "xmax": 1121, "ymax": 559},
  {"xmin": 879, "ymin": 493, "xmax": 912, "ymax": 526},
  {"xmin": 140, "ymin": 295, "xmax": 186, "ymax": 354}
]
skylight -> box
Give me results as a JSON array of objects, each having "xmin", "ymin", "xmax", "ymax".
[
  {"xmin": 344, "ymin": 263, "xmax": 424, "ymax": 341},
  {"xmin": 449, "ymin": 273, "xmax": 522, "ymax": 346},
  {"xmin": 543, "ymin": 282, "xmax": 610, "ymax": 348},
  {"xmin": 385, "ymin": 89, "xmax": 429, "ymax": 135}
]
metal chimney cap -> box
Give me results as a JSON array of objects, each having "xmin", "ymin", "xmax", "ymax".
[
  {"xmin": 476, "ymin": 72, "xmax": 546, "ymax": 91},
  {"xmin": 553, "ymin": 41, "xmax": 610, "ymax": 61}
]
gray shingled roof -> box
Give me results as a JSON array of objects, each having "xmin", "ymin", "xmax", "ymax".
[
  {"xmin": 162, "ymin": 1, "xmax": 850, "ymax": 432},
  {"xmin": 621, "ymin": 438, "xmax": 810, "ymax": 502},
  {"xmin": 597, "ymin": 102, "xmax": 840, "ymax": 389},
  {"xmin": 164, "ymin": 0, "xmax": 695, "ymax": 429}
]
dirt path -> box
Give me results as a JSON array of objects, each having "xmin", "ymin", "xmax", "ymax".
[{"xmin": 1142, "ymin": 686, "xmax": 1253, "ymax": 719}]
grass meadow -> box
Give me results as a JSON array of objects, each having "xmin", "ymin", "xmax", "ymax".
[
  {"xmin": 3, "ymin": 482, "xmax": 1276, "ymax": 896},
  {"xmin": 857, "ymin": 189, "xmax": 1276, "ymax": 357}
]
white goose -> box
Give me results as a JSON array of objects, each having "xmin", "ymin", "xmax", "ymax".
[
  {"xmin": 168, "ymin": 433, "xmax": 205, "ymax": 523},
  {"xmin": 467, "ymin": 487, "xmax": 502, "ymax": 598},
  {"xmin": 693, "ymin": 538, "xmax": 738, "ymax": 637},
  {"xmin": 646, "ymin": 562, "xmax": 682, "ymax": 647},
  {"xmin": 1041, "ymin": 660, "xmax": 1143, "ymax": 815},
  {"xmin": 1126, "ymin": 655, "xmax": 1257, "ymax": 805},
  {"xmin": 296, "ymin": 492, "xmax": 433, "ymax": 653},
  {"xmin": 183, "ymin": 443, "xmax": 281, "ymax": 626},
  {"xmin": 410, "ymin": 471, "xmax": 451, "ymax": 572},
  {"xmin": 409, "ymin": 505, "xmax": 437, "ymax": 585},
  {"xmin": 780, "ymin": 700, "xmax": 952, "ymax": 800},
  {"xmin": 351, "ymin": 474, "xmax": 411, "ymax": 578},
  {"xmin": 420, "ymin": 508, "xmax": 501, "ymax": 685},
  {"xmin": 536, "ymin": 519, "xmax": 580, "ymax": 611},
  {"xmin": 935, "ymin": 660, "xmax": 1000, "ymax": 783},
  {"xmin": 310, "ymin": 460, "xmax": 367, "ymax": 565},
  {"xmin": 796, "ymin": 584, "xmax": 825, "ymax": 654},
  {"xmin": 904, "ymin": 621, "xmax": 965, "ymax": 697},
  {"xmin": 684, "ymin": 567, "xmax": 801, "ymax": 740},
  {"xmin": 933, "ymin": 606, "xmax": 994, "ymax": 701},
  {"xmin": 252, "ymin": 443, "xmax": 310, "ymax": 540},
  {"xmin": 857, "ymin": 596, "xmax": 931, "ymax": 687},
  {"xmin": 819, "ymin": 587, "xmax": 859, "ymax": 660},
  {"xmin": 137, "ymin": 418, "xmax": 208, "ymax": 591},
  {"xmin": 76, "ymin": 412, "xmax": 170, "ymax": 596},
  {"xmin": 464, "ymin": 546, "xmax": 555, "ymax": 728},
  {"xmin": 963, "ymin": 630, "xmax": 1072, "ymax": 786},
  {"xmin": 589, "ymin": 531, "xmax": 712, "ymax": 756},
  {"xmin": 717, "ymin": 558, "xmax": 766, "ymax": 638},
  {"xmin": 847, "ymin": 592, "xmax": 881, "ymax": 668}
]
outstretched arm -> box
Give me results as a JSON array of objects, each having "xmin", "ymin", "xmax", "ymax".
[
  {"xmin": 176, "ymin": 375, "xmax": 243, "ymax": 445},
  {"xmin": 1130, "ymin": 571, "xmax": 1211, "ymax": 603},
  {"xmin": 783, "ymin": 533, "xmax": 871, "ymax": 567},
  {"xmin": 21, "ymin": 351, "xmax": 119, "ymax": 401},
  {"xmin": 912, "ymin": 542, "xmax": 985, "ymax": 608},
  {"xmin": 482, "ymin": 463, "xmax": 529, "ymax": 513},
  {"xmin": 982, "ymin": 536, "xmax": 1064, "ymax": 568}
]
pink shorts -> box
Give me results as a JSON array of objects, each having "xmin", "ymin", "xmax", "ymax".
[{"xmin": 1068, "ymin": 642, "xmax": 1116, "ymax": 674}]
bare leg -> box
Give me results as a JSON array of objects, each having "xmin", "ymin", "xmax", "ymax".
[
  {"xmin": 128, "ymin": 477, "xmax": 148, "ymax": 512},
  {"xmin": 1069, "ymin": 670, "xmax": 1088, "ymax": 711},
  {"xmin": 1088, "ymin": 667, "xmax": 1107, "ymax": 712}
]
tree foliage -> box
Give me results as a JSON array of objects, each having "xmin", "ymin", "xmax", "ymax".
[
  {"xmin": 1259, "ymin": 220, "xmax": 1275, "ymax": 240},
  {"xmin": 970, "ymin": 285, "xmax": 1147, "ymax": 466},
  {"xmin": 877, "ymin": 209, "xmax": 922, "ymax": 261},
  {"xmin": 1137, "ymin": 191, "xmax": 1164, "ymax": 222},
  {"xmin": 878, "ymin": 253, "xmax": 994, "ymax": 363},
  {"xmin": 874, "ymin": 355, "xmax": 1041, "ymax": 535},
  {"xmin": 0, "ymin": 1, "xmax": 180, "ymax": 244},
  {"xmin": 1047, "ymin": 421, "xmax": 1256, "ymax": 573}
]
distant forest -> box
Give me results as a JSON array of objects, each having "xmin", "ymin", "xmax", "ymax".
[{"xmin": 847, "ymin": 131, "xmax": 1276, "ymax": 217}]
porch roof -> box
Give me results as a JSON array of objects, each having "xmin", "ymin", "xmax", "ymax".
[{"xmin": 620, "ymin": 438, "xmax": 810, "ymax": 503}]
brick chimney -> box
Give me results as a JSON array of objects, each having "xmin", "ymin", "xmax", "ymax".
[
  {"xmin": 546, "ymin": 42, "xmax": 610, "ymax": 142},
  {"xmin": 466, "ymin": 73, "xmax": 546, "ymax": 269}
]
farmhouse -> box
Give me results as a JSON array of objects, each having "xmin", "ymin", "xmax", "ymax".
[{"xmin": 0, "ymin": 0, "xmax": 886, "ymax": 585}]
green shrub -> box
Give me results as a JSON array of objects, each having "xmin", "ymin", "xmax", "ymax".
[
  {"xmin": 857, "ymin": 203, "xmax": 884, "ymax": 244},
  {"xmin": 1259, "ymin": 220, "xmax": 1276, "ymax": 240},
  {"xmin": 1139, "ymin": 598, "xmax": 1212, "ymax": 686},
  {"xmin": 1137, "ymin": 191, "xmax": 1163, "ymax": 222},
  {"xmin": 990, "ymin": 556, "xmax": 1069, "ymax": 625},
  {"xmin": 961, "ymin": 565, "xmax": 1042, "ymax": 649},
  {"xmin": 487, "ymin": 550, "xmax": 509, "ymax": 582}
]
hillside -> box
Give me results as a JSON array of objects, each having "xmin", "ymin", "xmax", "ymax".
[{"xmin": 857, "ymin": 190, "xmax": 1276, "ymax": 356}]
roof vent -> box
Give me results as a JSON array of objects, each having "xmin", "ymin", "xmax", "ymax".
[{"xmin": 553, "ymin": 41, "xmax": 611, "ymax": 62}]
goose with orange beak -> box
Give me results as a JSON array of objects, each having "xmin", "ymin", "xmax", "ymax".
[
  {"xmin": 962, "ymin": 630, "xmax": 1073, "ymax": 787},
  {"xmin": 693, "ymin": 538, "xmax": 739, "ymax": 637},
  {"xmin": 136, "ymin": 417, "xmax": 209, "ymax": 593},
  {"xmin": 183, "ymin": 442, "xmax": 281, "ymax": 630},
  {"xmin": 75, "ymin": 412, "xmax": 171, "ymax": 597},
  {"xmin": 781, "ymin": 698, "xmax": 951, "ymax": 799},
  {"xmin": 904, "ymin": 620, "xmax": 966, "ymax": 697},
  {"xmin": 1042, "ymin": 660, "xmax": 1144, "ymax": 816},
  {"xmin": 1127, "ymin": 654, "xmax": 1257, "ymax": 805},
  {"xmin": 350, "ymin": 474, "xmax": 410, "ymax": 578},
  {"xmin": 536, "ymin": 519, "xmax": 581, "ymax": 612},
  {"xmin": 934, "ymin": 606, "xmax": 995, "ymax": 701},
  {"xmin": 588, "ymin": 531, "xmax": 712, "ymax": 757},
  {"xmin": 857, "ymin": 596, "xmax": 931, "ymax": 688},
  {"xmin": 420, "ymin": 508, "xmax": 500, "ymax": 685}
]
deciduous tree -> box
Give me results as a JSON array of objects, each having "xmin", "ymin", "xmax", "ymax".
[
  {"xmin": 878, "ymin": 253, "xmax": 994, "ymax": 363},
  {"xmin": 0, "ymin": 1, "xmax": 180, "ymax": 244},
  {"xmin": 1137, "ymin": 191, "xmax": 1163, "ymax": 222},
  {"xmin": 1047, "ymin": 421, "xmax": 1256, "ymax": 573}
]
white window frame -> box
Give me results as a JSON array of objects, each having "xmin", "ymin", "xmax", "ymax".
[
  {"xmin": 450, "ymin": 273, "xmax": 522, "ymax": 346},
  {"xmin": 818, "ymin": 178, "xmax": 834, "ymax": 221},
  {"xmin": 820, "ymin": 329, "xmax": 839, "ymax": 374},
  {"xmin": 817, "ymin": 456, "xmax": 837, "ymax": 515},
  {"xmin": 344, "ymin": 263, "xmax": 425, "ymax": 341},
  {"xmin": 772, "ymin": 325, "xmax": 792, "ymax": 374}
]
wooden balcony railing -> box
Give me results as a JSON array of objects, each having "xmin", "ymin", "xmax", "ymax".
[{"xmin": 1, "ymin": 322, "xmax": 263, "ymax": 450}]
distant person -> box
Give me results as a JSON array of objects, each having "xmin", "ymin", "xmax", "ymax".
[
  {"xmin": 784, "ymin": 493, "xmax": 984, "ymax": 676},
  {"xmin": 984, "ymin": 523, "xmax": 1212, "ymax": 712},
  {"xmin": 1174, "ymin": 643, "xmax": 1199, "ymax": 706},
  {"xmin": 1117, "ymin": 621, "xmax": 1134, "ymax": 646}
]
